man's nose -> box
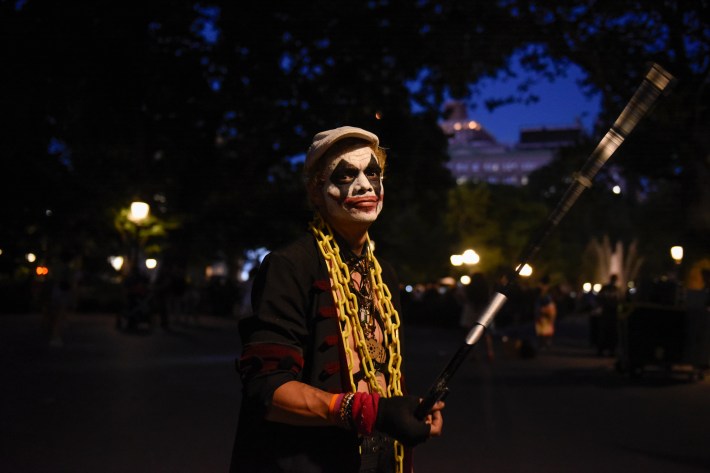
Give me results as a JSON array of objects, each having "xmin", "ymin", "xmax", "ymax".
[{"xmin": 353, "ymin": 171, "xmax": 373, "ymax": 193}]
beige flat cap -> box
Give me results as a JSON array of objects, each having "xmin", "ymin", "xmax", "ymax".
[{"xmin": 304, "ymin": 126, "xmax": 379, "ymax": 171}]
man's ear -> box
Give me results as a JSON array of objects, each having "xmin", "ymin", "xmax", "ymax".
[{"xmin": 307, "ymin": 181, "xmax": 324, "ymax": 209}]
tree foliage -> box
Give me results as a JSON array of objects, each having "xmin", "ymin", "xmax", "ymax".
[
  {"xmin": 1, "ymin": 0, "xmax": 707, "ymax": 285},
  {"xmin": 1, "ymin": 0, "xmax": 533, "ymax": 280},
  {"xmin": 445, "ymin": 183, "xmax": 548, "ymax": 275},
  {"xmin": 505, "ymin": 0, "xmax": 710, "ymax": 267}
]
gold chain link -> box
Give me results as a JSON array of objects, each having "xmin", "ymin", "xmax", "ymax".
[{"xmin": 309, "ymin": 214, "xmax": 405, "ymax": 473}]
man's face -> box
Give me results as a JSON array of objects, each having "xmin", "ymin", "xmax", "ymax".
[{"xmin": 316, "ymin": 144, "xmax": 384, "ymax": 230}]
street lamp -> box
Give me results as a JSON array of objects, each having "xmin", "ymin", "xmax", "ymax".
[
  {"xmin": 129, "ymin": 201, "xmax": 150, "ymax": 223},
  {"xmin": 451, "ymin": 249, "xmax": 480, "ymax": 267},
  {"xmin": 451, "ymin": 249, "xmax": 481, "ymax": 286},
  {"xmin": 516, "ymin": 263, "xmax": 533, "ymax": 277},
  {"xmin": 462, "ymin": 249, "xmax": 480, "ymax": 265},
  {"xmin": 108, "ymin": 256, "xmax": 124, "ymax": 272},
  {"xmin": 127, "ymin": 201, "xmax": 150, "ymax": 274},
  {"xmin": 670, "ymin": 246, "xmax": 683, "ymax": 265}
]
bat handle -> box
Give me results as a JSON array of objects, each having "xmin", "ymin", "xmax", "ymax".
[{"xmin": 415, "ymin": 385, "xmax": 449, "ymax": 420}]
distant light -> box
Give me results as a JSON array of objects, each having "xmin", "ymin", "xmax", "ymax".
[
  {"xmin": 108, "ymin": 256, "xmax": 124, "ymax": 271},
  {"xmin": 517, "ymin": 263, "xmax": 533, "ymax": 277},
  {"xmin": 612, "ymin": 185, "xmax": 621, "ymax": 194},
  {"xmin": 450, "ymin": 254, "xmax": 464, "ymax": 266},
  {"xmin": 129, "ymin": 202, "xmax": 150, "ymax": 222},
  {"xmin": 627, "ymin": 281, "xmax": 635, "ymax": 289},
  {"xmin": 582, "ymin": 282, "xmax": 592, "ymax": 293},
  {"xmin": 0, "ymin": 248, "xmax": 3, "ymax": 256},
  {"xmin": 206, "ymin": 261, "xmax": 228, "ymax": 278},
  {"xmin": 26, "ymin": 253, "xmax": 37, "ymax": 263},
  {"xmin": 460, "ymin": 275, "xmax": 471, "ymax": 285},
  {"xmin": 593, "ymin": 283, "xmax": 602, "ymax": 294},
  {"xmin": 440, "ymin": 277, "xmax": 456, "ymax": 287},
  {"xmin": 462, "ymin": 249, "xmax": 480, "ymax": 265},
  {"xmin": 670, "ymin": 246, "xmax": 683, "ymax": 263},
  {"xmin": 45, "ymin": 209, "xmax": 53, "ymax": 216},
  {"xmin": 468, "ymin": 121, "xmax": 479, "ymax": 130},
  {"xmin": 145, "ymin": 258, "xmax": 158, "ymax": 269},
  {"xmin": 453, "ymin": 122, "xmax": 462, "ymax": 131},
  {"xmin": 375, "ymin": 111, "xmax": 382, "ymax": 120},
  {"xmin": 36, "ymin": 266, "xmax": 49, "ymax": 276}
]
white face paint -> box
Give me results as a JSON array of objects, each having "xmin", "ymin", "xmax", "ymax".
[{"xmin": 317, "ymin": 145, "xmax": 384, "ymax": 230}]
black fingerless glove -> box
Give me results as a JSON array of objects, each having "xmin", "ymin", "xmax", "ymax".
[{"xmin": 375, "ymin": 395, "xmax": 430, "ymax": 447}]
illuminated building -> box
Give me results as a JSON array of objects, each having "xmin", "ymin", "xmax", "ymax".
[{"xmin": 441, "ymin": 101, "xmax": 585, "ymax": 186}]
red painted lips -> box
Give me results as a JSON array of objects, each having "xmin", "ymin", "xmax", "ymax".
[{"xmin": 344, "ymin": 196, "xmax": 381, "ymax": 210}]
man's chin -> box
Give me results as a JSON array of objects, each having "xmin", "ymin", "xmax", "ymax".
[
  {"xmin": 328, "ymin": 210, "xmax": 380, "ymax": 228},
  {"xmin": 350, "ymin": 209, "xmax": 380, "ymax": 222}
]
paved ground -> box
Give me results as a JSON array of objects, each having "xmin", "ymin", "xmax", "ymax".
[{"xmin": 2, "ymin": 311, "xmax": 709, "ymax": 473}]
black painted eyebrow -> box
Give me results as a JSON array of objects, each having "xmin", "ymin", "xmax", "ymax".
[
  {"xmin": 365, "ymin": 156, "xmax": 382, "ymax": 174},
  {"xmin": 331, "ymin": 160, "xmax": 359, "ymax": 174},
  {"xmin": 329, "ymin": 160, "xmax": 359, "ymax": 183}
]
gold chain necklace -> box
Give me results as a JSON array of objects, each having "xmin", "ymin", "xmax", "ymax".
[
  {"xmin": 309, "ymin": 213, "xmax": 405, "ymax": 472},
  {"xmin": 346, "ymin": 257, "xmax": 387, "ymax": 368}
]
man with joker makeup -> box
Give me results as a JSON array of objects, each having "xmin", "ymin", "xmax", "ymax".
[{"xmin": 230, "ymin": 126, "xmax": 444, "ymax": 473}]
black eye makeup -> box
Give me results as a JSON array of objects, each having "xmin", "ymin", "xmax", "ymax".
[
  {"xmin": 329, "ymin": 156, "xmax": 382, "ymax": 186},
  {"xmin": 364, "ymin": 156, "xmax": 382, "ymax": 181},
  {"xmin": 330, "ymin": 161, "xmax": 359, "ymax": 185}
]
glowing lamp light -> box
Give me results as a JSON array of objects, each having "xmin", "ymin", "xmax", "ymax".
[
  {"xmin": 145, "ymin": 258, "xmax": 158, "ymax": 269},
  {"xmin": 593, "ymin": 283, "xmax": 602, "ymax": 294},
  {"xmin": 462, "ymin": 249, "xmax": 480, "ymax": 265},
  {"xmin": 670, "ymin": 246, "xmax": 683, "ymax": 264},
  {"xmin": 36, "ymin": 266, "xmax": 49, "ymax": 276},
  {"xmin": 129, "ymin": 201, "xmax": 150, "ymax": 222},
  {"xmin": 26, "ymin": 253, "xmax": 37, "ymax": 263},
  {"xmin": 582, "ymin": 282, "xmax": 592, "ymax": 293},
  {"xmin": 108, "ymin": 256, "xmax": 124, "ymax": 271},
  {"xmin": 460, "ymin": 275, "xmax": 472, "ymax": 285},
  {"xmin": 450, "ymin": 254, "xmax": 464, "ymax": 266},
  {"xmin": 516, "ymin": 263, "xmax": 533, "ymax": 277},
  {"xmin": 612, "ymin": 185, "xmax": 621, "ymax": 194},
  {"xmin": 206, "ymin": 261, "xmax": 228, "ymax": 278}
]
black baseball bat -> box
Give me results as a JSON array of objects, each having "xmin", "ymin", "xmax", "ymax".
[{"xmin": 415, "ymin": 62, "xmax": 675, "ymax": 419}]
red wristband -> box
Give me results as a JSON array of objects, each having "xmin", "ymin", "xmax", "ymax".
[{"xmin": 351, "ymin": 392, "xmax": 380, "ymax": 435}]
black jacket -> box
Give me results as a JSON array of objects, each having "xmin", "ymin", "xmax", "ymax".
[{"xmin": 230, "ymin": 233, "xmax": 403, "ymax": 473}]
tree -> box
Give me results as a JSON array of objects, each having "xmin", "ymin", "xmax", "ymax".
[
  {"xmin": 504, "ymin": 0, "xmax": 710, "ymax": 274},
  {"xmin": 2, "ymin": 1, "xmax": 538, "ymax": 282},
  {"xmin": 4, "ymin": 0, "xmax": 705, "ymax": 289},
  {"xmin": 445, "ymin": 182, "xmax": 548, "ymax": 276}
]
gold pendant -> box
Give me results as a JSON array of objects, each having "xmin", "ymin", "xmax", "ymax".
[{"xmin": 366, "ymin": 338, "xmax": 387, "ymax": 364}]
